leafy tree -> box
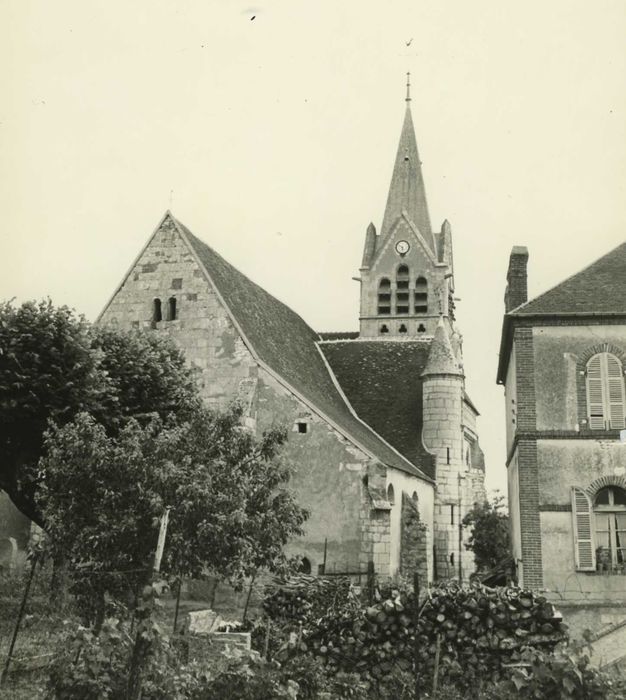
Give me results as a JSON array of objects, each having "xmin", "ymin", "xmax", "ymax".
[
  {"xmin": 461, "ymin": 493, "xmax": 510, "ymax": 572},
  {"xmin": 37, "ymin": 405, "xmax": 308, "ymax": 622},
  {"xmin": 38, "ymin": 404, "xmax": 308, "ymax": 697},
  {"xmin": 0, "ymin": 299, "xmax": 199, "ymax": 525}
]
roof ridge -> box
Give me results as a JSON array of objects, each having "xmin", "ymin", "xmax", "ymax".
[
  {"xmin": 315, "ymin": 344, "xmax": 432, "ymax": 481},
  {"xmin": 511, "ymin": 240, "xmax": 626, "ymax": 315},
  {"xmin": 172, "ymin": 214, "xmax": 431, "ymax": 482},
  {"xmin": 176, "ymin": 218, "xmax": 323, "ymax": 341}
]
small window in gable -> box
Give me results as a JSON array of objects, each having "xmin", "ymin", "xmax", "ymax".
[
  {"xmin": 295, "ymin": 421, "xmax": 308, "ymax": 434},
  {"xmin": 387, "ymin": 483, "xmax": 395, "ymax": 505},
  {"xmin": 167, "ymin": 296, "xmax": 177, "ymax": 321},
  {"xmin": 411, "ymin": 491, "xmax": 418, "ymax": 504},
  {"xmin": 153, "ymin": 298, "xmax": 162, "ymax": 323},
  {"xmin": 396, "ymin": 265, "xmax": 409, "ymax": 314},
  {"xmin": 586, "ymin": 353, "xmax": 626, "ymax": 430},
  {"xmin": 414, "ymin": 276, "xmax": 428, "ymax": 313},
  {"xmin": 378, "ymin": 278, "xmax": 391, "ymax": 315}
]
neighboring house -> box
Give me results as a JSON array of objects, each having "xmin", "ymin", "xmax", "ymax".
[
  {"xmin": 497, "ymin": 243, "xmax": 626, "ymax": 641},
  {"xmin": 95, "ymin": 85, "xmax": 485, "ymax": 583}
]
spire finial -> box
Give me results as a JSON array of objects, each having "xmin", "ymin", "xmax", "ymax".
[{"xmin": 405, "ymin": 71, "xmax": 411, "ymax": 103}]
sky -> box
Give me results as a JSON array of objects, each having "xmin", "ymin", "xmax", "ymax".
[{"xmin": 1, "ymin": 0, "xmax": 625, "ymax": 494}]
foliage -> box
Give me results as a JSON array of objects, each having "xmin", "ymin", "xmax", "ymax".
[
  {"xmin": 462, "ymin": 493, "xmax": 510, "ymax": 572},
  {"xmin": 0, "ymin": 299, "xmax": 199, "ymax": 525},
  {"xmin": 496, "ymin": 646, "xmax": 626, "ymax": 700},
  {"xmin": 37, "ymin": 404, "xmax": 308, "ymax": 625}
]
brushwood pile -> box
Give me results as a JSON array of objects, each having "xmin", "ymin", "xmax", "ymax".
[{"xmin": 262, "ymin": 575, "xmax": 567, "ymax": 687}]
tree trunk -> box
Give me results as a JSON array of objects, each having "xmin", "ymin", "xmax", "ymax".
[
  {"xmin": 93, "ymin": 590, "xmax": 106, "ymax": 635},
  {"xmin": 49, "ymin": 552, "xmax": 69, "ymax": 608}
]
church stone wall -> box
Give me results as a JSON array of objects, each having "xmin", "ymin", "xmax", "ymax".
[
  {"xmin": 100, "ymin": 217, "xmax": 257, "ymax": 409},
  {"xmin": 99, "ymin": 218, "xmax": 422, "ymax": 580}
]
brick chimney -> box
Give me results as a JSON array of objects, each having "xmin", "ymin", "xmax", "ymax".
[{"xmin": 504, "ymin": 246, "xmax": 529, "ymax": 312}]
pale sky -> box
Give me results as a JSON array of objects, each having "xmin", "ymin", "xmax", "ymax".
[{"xmin": 1, "ymin": 1, "xmax": 625, "ymax": 494}]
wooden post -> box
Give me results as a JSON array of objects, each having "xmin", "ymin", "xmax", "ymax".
[
  {"xmin": 1, "ymin": 552, "xmax": 39, "ymax": 685},
  {"xmin": 432, "ymin": 633, "xmax": 441, "ymax": 696},
  {"xmin": 367, "ymin": 560, "xmax": 375, "ymax": 604},
  {"xmin": 243, "ymin": 572, "xmax": 256, "ymax": 623},
  {"xmin": 322, "ymin": 537, "xmax": 328, "ymax": 575},
  {"xmin": 128, "ymin": 508, "xmax": 171, "ymax": 700},
  {"xmin": 263, "ymin": 617, "xmax": 271, "ymax": 659},
  {"xmin": 413, "ymin": 570, "xmax": 420, "ymax": 700},
  {"xmin": 172, "ymin": 578, "xmax": 182, "ymax": 634}
]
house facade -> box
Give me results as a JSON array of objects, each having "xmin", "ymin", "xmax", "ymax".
[
  {"xmin": 497, "ymin": 243, "xmax": 626, "ymax": 642},
  {"xmin": 94, "ymin": 85, "xmax": 485, "ymax": 583}
]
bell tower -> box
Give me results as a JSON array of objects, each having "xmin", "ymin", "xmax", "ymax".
[{"xmin": 358, "ymin": 75, "xmax": 455, "ymax": 339}]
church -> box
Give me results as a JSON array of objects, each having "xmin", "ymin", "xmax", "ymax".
[{"xmin": 97, "ymin": 80, "xmax": 486, "ymax": 583}]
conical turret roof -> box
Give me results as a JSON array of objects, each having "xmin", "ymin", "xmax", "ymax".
[{"xmin": 422, "ymin": 317, "xmax": 463, "ymax": 377}]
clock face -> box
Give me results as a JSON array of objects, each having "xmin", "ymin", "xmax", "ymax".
[{"xmin": 395, "ymin": 240, "xmax": 410, "ymax": 255}]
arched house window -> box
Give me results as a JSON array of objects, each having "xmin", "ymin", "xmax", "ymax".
[
  {"xmin": 572, "ymin": 484, "xmax": 626, "ymax": 572},
  {"xmin": 387, "ymin": 484, "xmax": 395, "ymax": 506},
  {"xmin": 377, "ymin": 278, "xmax": 391, "ymax": 315},
  {"xmin": 585, "ymin": 353, "xmax": 626, "ymax": 429},
  {"xmin": 594, "ymin": 487, "xmax": 626, "ymax": 571},
  {"xmin": 395, "ymin": 265, "xmax": 409, "ymax": 314}
]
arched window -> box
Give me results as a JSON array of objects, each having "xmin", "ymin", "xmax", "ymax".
[
  {"xmin": 167, "ymin": 296, "xmax": 177, "ymax": 321},
  {"xmin": 396, "ymin": 265, "xmax": 409, "ymax": 314},
  {"xmin": 586, "ymin": 353, "xmax": 626, "ymax": 429},
  {"xmin": 594, "ymin": 487, "xmax": 626, "ymax": 571},
  {"xmin": 379, "ymin": 324, "xmax": 389, "ymax": 334},
  {"xmin": 152, "ymin": 298, "xmax": 162, "ymax": 323},
  {"xmin": 387, "ymin": 483, "xmax": 395, "ymax": 505},
  {"xmin": 377, "ymin": 278, "xmax": 391, "ymax": 315},
  {"xmin": 411, "ymin": 491, "xmax": 418, "ymax": 504},
  {"xmin": 414, "ymin": 276, "xmax": 428, "ymax": 313}
]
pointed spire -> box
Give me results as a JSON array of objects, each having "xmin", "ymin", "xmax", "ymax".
[
  {"xmin": 405, "ymin": 71, "xmax": 411, "ymax": 102},
  {"xmin": 422, "ymin": 317, "xmax": 463, "ymax": 377},
  {"xmin": 380, "ymin": 78, "xmax": 434, "ymax": 251}
]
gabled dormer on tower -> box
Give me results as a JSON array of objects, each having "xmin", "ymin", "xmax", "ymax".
[{"xmin": 358, "ymin": 76, "xmax": 456, "ymax": 339}]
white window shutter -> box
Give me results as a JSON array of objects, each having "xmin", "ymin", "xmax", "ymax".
[
  {"xmin": 586, "ymin": 355, "xmax": 606, "ymax": 429},
  {"xmin": 571, "ymin": 487, "xmax": 595, "ymax": 571},
  {"xmin": 606, "ymin": 354, "xmax": 626, "ymax": 429}
]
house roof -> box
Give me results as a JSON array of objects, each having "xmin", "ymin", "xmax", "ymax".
[
  {"xmin": 511, "ymin": 241, "xmax": 626, "ymax": 316},
  {"xmin": 174, "ymin": 216, "xmax": 432, "ymax": 482},
  {"xmin": 496, "ymin": 240, "xmax": 626, "ymax": 384},
  {"xmin": 319, "ymin": 340, "xmax": 437, "ymax": 479}
]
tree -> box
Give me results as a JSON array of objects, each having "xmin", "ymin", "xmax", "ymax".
[
  {"xmin": 37, "ymin": 405, "xmax": 308, "ymax": 618},
  {"xmin": 462, "ymin": 493, "xmax": 510, "ymax": 573},
  {"xmin": 38, "ymin": 404, "xmax": 308, "ymax": 698},
  {"xmin": 0, "ymin": 299, "xmax": 199, "ymax": 525}
]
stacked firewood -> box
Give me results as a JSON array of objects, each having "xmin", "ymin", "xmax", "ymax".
[{"xmin": 264, "ymin": 577, "xmax": 567, "ymax": 686}]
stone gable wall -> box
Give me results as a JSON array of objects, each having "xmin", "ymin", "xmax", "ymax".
[{"xmin": 98, "ymin": 218, "xmax": 435, "ymax": 580}]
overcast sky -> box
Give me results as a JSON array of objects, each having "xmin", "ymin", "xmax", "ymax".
[{"xmin": 1, "ymin": 1, "xmax": 625, "ymax": 493}]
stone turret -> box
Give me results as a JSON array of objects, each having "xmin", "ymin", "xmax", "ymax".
[{"xmin": 421, "ymin": 317, "xmax": 472, "ymax": 579}]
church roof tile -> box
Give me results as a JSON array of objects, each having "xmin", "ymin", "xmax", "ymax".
[
  {"xmin": 320, "ymin": 340, "xmax": 437, "ymax": 479},
  {"xmin": 175, "ymin": 216, "xmax": 432, "ymax": 482}
]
